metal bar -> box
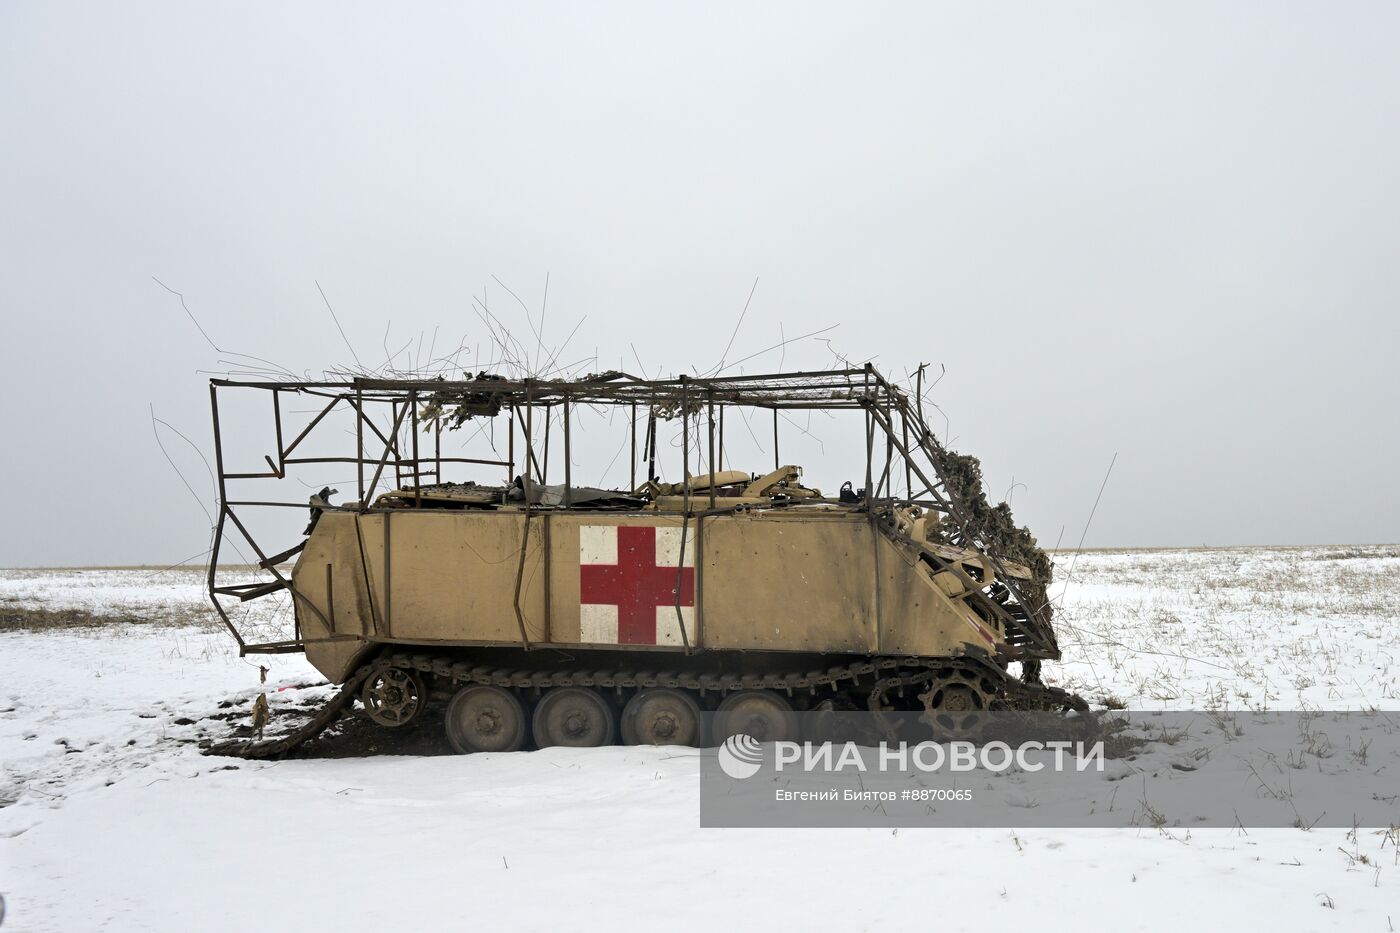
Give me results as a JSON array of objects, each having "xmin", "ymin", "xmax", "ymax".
[
  {"xmin": 347, "ymin": 368, "xmax": 870, "ymax": 393},
  {"xmin": 718, "ymin": 405, "xmax": 725, "ymax": 472},
  {"xmin": 238, "ymin": 635, "xmax": 365, "ymax": 652},
  {"xmin": 519, "ymin": 405, "xmax": 544, "ymax": 481},
  {"xmin": 523, "ymin": 392, "xmax": 533, "ymax": 500},
  {"xmin": 541, "ymin": 402, "xmax": 551, "ymax": 486},
  {"xmin": 513, "ymin": 513, "xmax": 534, "ymax": 650},
  {"xmin": 563, "ymin": 393, "xmax": 572, "ymax": 508},
  {"xmin": 351, "ymin": 397, "xmax": 400, "ymax": 455},
  {"xmin": 871, "ymin": 511, "xmax": 882, "ymax": 650},
  {"xmin": 674, "ymin": 514, "xmax": 693, "ymax": 654},
  {"xmin": 212, "ymin": 392, "xmax": 873, "ymax": 411},
  {"xmin": 272, "ymin": 388, "xmax": 284, "ymax": 473},
  {"xmin": 383, "ymin": 510, "xmax": 392, "ymax": 636},
  {"xmin": 356, "ymin": 383, "xmax": 365, "ymax": 506},
  {"xmin": 512, "ymin": 385, "xmax": 534, "ymax": 650},
  {"xmin": 879, "ymin": 377, "xmax": 894, "ymax": 498},
  {"xmin": 213, "ymin": 581, "xmax": 285, "ymax": 598},
  {"xmin": 410, "ymin": 390, "xmax": 421, "ymax": 507},
  {"xmin": 754, "ymin": 400, "xmax": 871, "ymax": 409},
  {"xmin": 258, "ymin": 541, "xmax": 305, "ymax": 567},
  {"xmin": 707, "ymin": 389, "xmax": 716, "ymax": 511},
  {"xmin": 681, "ymin": 377, "xmax": 690, "ymax": 515},
  {"xmin": 397, "ymin": 455, "xmax": 511, "ymax": 468},
  {"xmin": 272, "ymin": 458, "xmax": 359, "ymax": 467},
  {"xmin": 211, "ymin": 366, "xmax": 869, "ymax": 391},
  {"xmin": 864, "ymin": 369, "xmax": 874, "ymax": 511},
  {"xmin": 212, "ymin": 580, "xmax": 277, "ymax": 592},
  {"xmin": 365, "ymin": 401, "xmax": 412, "ymax": 505},
  {"xmin": 391, "ymin": 400, "xmax": 402, "ymax": 489},
  {"xmin": 352, "ymin": 513, "xmax": 379, "ymax": 637},
  {"xmin": 229, "ymin": 634, "xmax": 393, "ymax": 653},
  {"xmin": 676, "ymin": 378, "xmax": 695, "ymax": 649},
  {"xmin": 773, "ymin": 408, "xmax": 779, "ymax": 470},
  {"xmin": 280, "ymin": 395, "xmax": 340, "ymax": 460},
  {"xmin": 629, "ymin": 402, "xmax": 637, "ymax": 491},
  {"xmin": 206, "ymin": 384, "xmax": 246, "ymax": 650},
  {"xmin": 902, "ymin": 409, "xmax": 913, "ymax": 506},
  {"xmin": 646, "ymin": 411, "xmax": 657, "ymax": 483},
  {"xmin": 542, "ymin": 513, "xmax": 552, "ymax": 642},
  {"xmin": 916, "ymin": 365, "xmax": 925, "ymax": 430},
  {"xmin": 279, "ymin": 455, "xmax": 511, "ymax": 468},
  {"xmin": 864, "ymin": 365, "xmax": 879, "ymax": 651},
  {"xmin": 695, "ymin": 515, "xmax": 704, "ymax": 648},
  {"xmin": 325, "ymin": 563, "xmax": 336, "ymax": 632},
  {"xmin": 221, "ymin": 580, "xmax": 286, "ymax": 602}
]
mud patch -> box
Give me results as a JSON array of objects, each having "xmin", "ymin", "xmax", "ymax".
[
  {"xmin": 200, "ymin": 707, "xmax": 453, "ymax": 759},
  {"xmin": 289, "ymin": 713, "xmax": 453, "ymax": 758}
]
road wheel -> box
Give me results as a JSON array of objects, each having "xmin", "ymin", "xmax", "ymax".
[
  {"xmin": 621, "ymin": 688, "xmax": 704, "ymax": 746},
  {"xmin": 533, "ymin": 687, "xmax": 617, "ymax": 749},
  {"xmin": 445, "ymin": 685, "xmax": 529, "ymax": 754},
  {"xmin": 713, "ymin": 689, "xmax": 797, "ymax": 744}
]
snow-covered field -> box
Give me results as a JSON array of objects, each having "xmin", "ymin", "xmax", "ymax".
[{"xmin": 3, "ymin": 546, "xmax": 1399, "ymax": 932}]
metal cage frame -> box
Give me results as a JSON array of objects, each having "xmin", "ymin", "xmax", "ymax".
[{"xmin": 207, "ymin": 365, "xmax": 1059, "ymax": 660}]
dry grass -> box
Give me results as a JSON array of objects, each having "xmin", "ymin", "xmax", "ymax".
[
  {"xmin": 0, "ymin": 566, "xmax": 288, "ymax": 641},
  {"xmin": 0, "ymin": 601, "xmax": 221, "ymax": 633}
]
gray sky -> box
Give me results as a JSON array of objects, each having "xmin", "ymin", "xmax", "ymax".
[{"xmin": 2, "ymin": 2, "xmax": 1397, "ymax": 567}]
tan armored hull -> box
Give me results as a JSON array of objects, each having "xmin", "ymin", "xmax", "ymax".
[{"xmin": 293, "ymin": 508, "xmax": 1002, "ymax": 683}]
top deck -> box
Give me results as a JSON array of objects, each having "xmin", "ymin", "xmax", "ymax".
[{"xmin": 210, "ymin": 366, "xmax": 906, "ymax": 410}]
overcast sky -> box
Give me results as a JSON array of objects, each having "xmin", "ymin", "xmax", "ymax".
[{"xmin": 2, "ymin": 2, "xmax": 1397, "ymax": 567}]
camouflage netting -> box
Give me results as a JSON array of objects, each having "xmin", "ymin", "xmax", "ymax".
[
  {"xmin": 417, "ymin": 373, "xmax": 511, "ymax": 430},
  {"xmin": 928, "ymin": 446, "xmax": 1054, "ymax": 620}
]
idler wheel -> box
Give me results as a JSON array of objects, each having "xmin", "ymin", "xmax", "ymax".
[{"xmin": 360, "ymin": 666, "xmax": 426, "ymax": 728}]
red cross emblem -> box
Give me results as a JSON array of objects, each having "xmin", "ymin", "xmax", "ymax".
[{"xmin": 579, "ymin": 525, "xmax": 694, "ymax": 645}]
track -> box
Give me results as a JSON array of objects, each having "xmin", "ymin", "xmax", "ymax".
[{"xmin": 206, "ymin": 652, "xmax": 1090, "ymax": 760}]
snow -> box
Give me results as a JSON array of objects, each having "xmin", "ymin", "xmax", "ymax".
[
  {"xmin": 1052, "ymin": 545, "xmax": 1400, "ymax": 710},
  {"xmin": 3, "ymin": 549, "xmax": 1399, "ymax": 932}
]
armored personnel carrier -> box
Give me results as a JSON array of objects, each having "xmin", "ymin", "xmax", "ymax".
[{"xmin": 206, "ymin": 367, "xmax": 1083, "ymax": 757}]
